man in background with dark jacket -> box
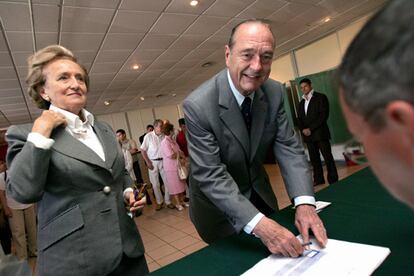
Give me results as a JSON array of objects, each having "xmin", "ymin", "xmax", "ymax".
[{"xmin": 297, "ymin": 78, "xmax": 338, "ymax": 185}]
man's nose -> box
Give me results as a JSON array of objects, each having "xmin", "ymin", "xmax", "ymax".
[{"xmin": 250, "ymin": 54, "xmax": 263, "ymax": 71}]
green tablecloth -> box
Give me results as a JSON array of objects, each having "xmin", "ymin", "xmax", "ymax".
[{"xmin": 151, "ymin": 168, "xmax": 414, "ymax": 275}]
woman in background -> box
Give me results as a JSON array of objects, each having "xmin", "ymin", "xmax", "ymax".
[
  {"xmin": 5, "ymin": 45, "xmax": 147, "ymax": 275},
  {"xmin": 160, "ymin": 122, "xmax": 188, "ymax": 211}
]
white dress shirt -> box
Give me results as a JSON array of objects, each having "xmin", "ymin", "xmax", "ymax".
[
  {"xmin": 302, "ymin": 89, "xmax": 314, "ymax": 115},
  {"xmin": 28, "ymin": 105, "xmax": 105, "ymax": 161},
  {"xmin": 140, "ymin": 131, "xmax": 164, "ymax": 160},
  {"xmin": 227, "ymin": 70, "xmax": 315, "ymax": 235}
]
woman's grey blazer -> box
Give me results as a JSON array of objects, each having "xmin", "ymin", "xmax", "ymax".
[{"xmin": 6, "ymin": 121, "xmax": 145, "ymax": 276}]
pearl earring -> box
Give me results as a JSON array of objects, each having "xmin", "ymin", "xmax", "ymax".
[{"xmin": 44, "ymin": 95, "xmax": 50, "ymax": 101}]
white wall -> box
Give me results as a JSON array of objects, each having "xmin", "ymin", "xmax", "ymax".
[
  {"xmin": 154, "ymin": 105, "xmax": 180, "ymax": 127},
  {"xmin": 270, "ymin": 53, "xmax": 295, "ymax": 84},
  {"xmin": 271, "ymin": 14, "xmax": 371, "ymax": 80}
]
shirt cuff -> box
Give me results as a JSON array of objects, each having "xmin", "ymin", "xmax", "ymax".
[
  {"xmin": 243, "ymin": 212, "xmax": 265, "ymax": 235},
  {"xmin": 123, "ymin": 188, "xmax": 134, "ymax": 199},
  {"xmin": 293, "ymin": 196, "xmax": 316, "ymax": 207},
  {"xmin": 27, "ymin": 132, "xmax": 55, "ymax": 149}
]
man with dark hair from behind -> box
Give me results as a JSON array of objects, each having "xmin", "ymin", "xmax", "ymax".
[
  {"xmin": 339, "ymin": 0, "xmax": 414, "ymax": 208},
  {"xmin": 297, "ymin": 78, "xmax": 338, "ymax": 185}
]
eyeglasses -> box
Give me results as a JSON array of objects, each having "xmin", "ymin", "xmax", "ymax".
[{"xmin": 343, "ymin": 138, "xmax": 368, "ymax": 166}]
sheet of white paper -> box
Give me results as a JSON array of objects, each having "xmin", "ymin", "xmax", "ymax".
[
  {"xmin": 315, "ymin": 201, "xmax": 331, "ymax": 213},
  {"xmin": 292, "ymin": 201, "xmax": 332, "ymax": 213},
  {"xmin": 242, "ymin": 238, "xmax": 390, "ymax": 276}
]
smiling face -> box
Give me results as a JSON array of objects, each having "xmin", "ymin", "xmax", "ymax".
[
  {"xmin": 40, "ymin": 58, "xmax": 87, "ymax": 115},
  {"xmin": 225, "ymin": 22, "xmax": 274, "ymax": 96}
]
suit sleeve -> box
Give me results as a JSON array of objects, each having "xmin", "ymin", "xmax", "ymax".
[
  {"xmin": 183, "ymin": 99, "xmax": 259, "ymax": 233},
  {"xmin": 272, "ymin": 92, "xmax": 314, "ymax": 199},
  {"xmin": 308, "ymin": 93, "xmax": 329, "ymax": 132},
  {"xmin": 6, "ymin": 125, "xmax": 51, "ymax": 203}
]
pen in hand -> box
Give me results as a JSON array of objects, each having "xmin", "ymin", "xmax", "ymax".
[{"xmin": 301, "ymin": 241, "xmax": 312, "ymax": 250}]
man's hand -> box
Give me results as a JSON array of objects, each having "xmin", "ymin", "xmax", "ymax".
[
  {"xmin": 253, "ymin": 216, "xmax": 303, "ymax": 257},
  {"xmin": 32, "ymin": 110, "xmax": 67, "ymax": 138},
  {"xmin": 146, "ymin": 161, "xmax": 154, "ymax": 170},
  {"xmin": 295, "ymin": 205, "xmax": 327, "ymax": 248},
  {"xmin": 4, "ymin": 206, "xmax": 12, "ymax": 218},
  {"xmin": 302, "ymin": 128, "xmax": 311, "ymax": 136}
]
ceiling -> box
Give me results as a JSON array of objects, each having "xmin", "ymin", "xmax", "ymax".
[{"xmin": 0, "ymin": 0, "xmax": 386, "ymax": 129}]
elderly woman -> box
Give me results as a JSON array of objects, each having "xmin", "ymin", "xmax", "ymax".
[
  {"xmin": 5, "ymin": 45, "xmax": 148, "ymax": 275},
  {"xmin": 160, "ymin": 122, "xmax": 188, "ymax": 211}
]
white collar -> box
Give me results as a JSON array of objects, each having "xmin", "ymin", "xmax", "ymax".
[
  {"xmin": 49, "ymin": 104, "xmax": 95, "ymax": 130},
  {"xmin": 302, "ymin": 89, "xmax": 314, "ymax": 101},
  {"xmin": 227, "ymin": 69, "xmax": 255, "ymax": 107}
]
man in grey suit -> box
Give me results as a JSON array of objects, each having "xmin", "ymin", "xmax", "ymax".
[{"xmin": 184, "ymin": 19, "xmax": 327, "ymax": 257}]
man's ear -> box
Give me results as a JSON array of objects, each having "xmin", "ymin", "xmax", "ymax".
[
  {"xmin": 225, "ymin": 45, "xmax": 231, "ymax": 67},
  {"xmin": 386, "ymin": 101, "xmax": 414, "ymax": 135}
]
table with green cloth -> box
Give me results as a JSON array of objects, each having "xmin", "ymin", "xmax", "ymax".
[{"xmin": 151, "ymin": 168, "xmax": 414, "ymax": 275}]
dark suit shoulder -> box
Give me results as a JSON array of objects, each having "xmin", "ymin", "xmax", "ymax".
[{"xmin": 312, "ymin": 91, "xmax": 327, "ymax": 99}]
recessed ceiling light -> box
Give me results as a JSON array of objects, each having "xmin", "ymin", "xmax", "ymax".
[
  {"xmin": 104, "ymin": 100, "xmax": 110, "ymax": 106},
  {"xmin": 190, "ymin": 0, "xmax": 198, "ymax": 7},
  {"xmin": 132, "ymin": 64, "xmax": 140, "ymax": 70},
  {"xmin": 324, "ymin": 17, "xmax": 331, "ymax": 23},
  {"xmin": 140, "ymin": 97, "xmax": 145, "ymax": 101}
]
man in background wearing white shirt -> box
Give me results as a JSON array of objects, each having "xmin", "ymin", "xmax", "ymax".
[{"xmin": 141, "ymin": 120, "xmax": 174, "ymax": 210}]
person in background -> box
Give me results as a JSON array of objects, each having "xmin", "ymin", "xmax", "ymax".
[
  {"xmin": 116, "ymin": 129, "xmax": 143, "ymax": 184},
  {"xmin": 139, "ymin": 125, "xmax": 154, "ymax": 145},
  {"xmin": 338, "ymin": 0, "xmax": 414, "ymax": 209},
  {"xmin": 176, "ymin": 118, "xmax": 188, "ymax": 158},
  {"xmin": 183, "ymin": 19, "xmax": 327, "ymax": 256},
  {"xmin": 0, "ymin": 161, "xmax": 37, "ymax": 260},
  {"xmin": 5, "ymin": 45, "xmax": 147, "ymax": 275},
  {"xmin": 0, "ymin": 160, "xmax": 12, "ymax": 256},
  {"xmin": 176, "ymin": 118, "xmax": 190, "ymax": 201},
  {"xmin": 297, "ymin": 78, "xmax": 338, "ymax": 185},
  {"xmin": 160, "ymin": 122, "xmax": 188, "ymax": 211},
  {"xmin": 140, "ymin": 120, "xmax": 174, "ymax": 211}
]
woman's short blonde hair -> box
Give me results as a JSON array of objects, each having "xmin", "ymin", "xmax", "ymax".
[{"xmin": 26, "ymin": 45, "xmax": 90, "ymax": 109}]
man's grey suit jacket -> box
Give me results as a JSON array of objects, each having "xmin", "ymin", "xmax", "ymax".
[
  {"xmin": 6, "ymin": 120, "xmax": 145, "ymax": 276},
  {"xmin": 183, "ymin": 69, "xmax": 313, "ymax": 243}
]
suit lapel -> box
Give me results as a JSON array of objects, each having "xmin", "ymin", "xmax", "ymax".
[
  {"xmin": 51, "ymin": 126, "xmax": 107, "ymax": 169},
  {"xmin": 250, "ymin": 88, "xmax": 267, "ymax": 163},
  {"xmin": 218, "ymin": 71, "xmax": 250, "ymax": 157},
  {"xmin": 93, "ymin": 121, "xmax": 117, "ymax": 170}
]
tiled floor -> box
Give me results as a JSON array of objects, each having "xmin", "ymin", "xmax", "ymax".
[{"xmin": 135, "ymin": 162, "xmax": 366, "ymax": 273}]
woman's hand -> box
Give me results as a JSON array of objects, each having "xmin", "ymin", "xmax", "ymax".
[{"xmin": 32, "ymin": 110, "xmax": 67, "ymax": 138}]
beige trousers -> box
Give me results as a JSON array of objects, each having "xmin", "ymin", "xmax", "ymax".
[{"xmin": 8, "ymin": 205, "xmax": 37, "ymax": 259}]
